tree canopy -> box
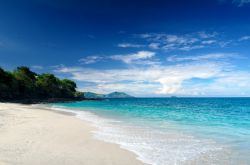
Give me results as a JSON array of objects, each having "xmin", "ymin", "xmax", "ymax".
[{"xmin": 0, "ymin": 66, "xmax": 79, "ymax": 101}]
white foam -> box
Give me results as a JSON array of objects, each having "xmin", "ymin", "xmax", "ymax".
[{"xmin": 49, "ymin": 105, "xmax": 234, "ymax": 165}]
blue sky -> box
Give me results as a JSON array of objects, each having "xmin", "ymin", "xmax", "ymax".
[{"xmin": 1, "ymin": 0, "xmax": 250, "ymax": 96}]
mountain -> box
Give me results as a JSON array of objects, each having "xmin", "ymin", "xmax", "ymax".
[
  {"xmin": 82, "ymin": 91, "xmax": 133, "ymax": 99},
  {"xmin": 104, "ymin": 92, "xmax": 133, "ymax": 98}
]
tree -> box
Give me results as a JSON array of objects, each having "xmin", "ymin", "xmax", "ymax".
[
  {"xmin": 13, "ymin": 66, "xmax": 37, "ymax": 98},
  {"xmin": 0, "ymin": 66, "xmax": 79, "ymax": 101},
  {"xmin": 0, "ymin": 68, "xmax": 19, "ymax": 99},
  {"xmin": 60, "ymin": 79, "xmax": 77, "ymax": 98},
  {"xmin": 0, "ymin": 67, "xmax": 10, "ymax": 99},
  {"xmin": 36, "ymin": 73, "xmax": 61, "ymax": 98}
]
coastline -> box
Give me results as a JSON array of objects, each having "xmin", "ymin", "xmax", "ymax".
[
  {"xmin": 49, "ymin": 100, "xmax": 243, "ymax": 165},
  {"xmin": 0, "ymin": 98, "xmax": 102, "ymax": 105},
  {"xmin": 0, "ymin": 103, "xmax": 146, "ymax": 165}
]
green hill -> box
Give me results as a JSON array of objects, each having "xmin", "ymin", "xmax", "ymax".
[
  {"xmin": 82, "ymin": 91, "xmax": 133, "ymax": 99},
  {"xmin": 104, "ymin": 92, "xmax": 133, "ymax": 98}
]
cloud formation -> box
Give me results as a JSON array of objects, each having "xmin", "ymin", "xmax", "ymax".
[
  {"xmin": 78, "ymin": 51, "xmax": 157, "ymax": 66},
  {"xmin": 54, "ymin": 53, "xmax": 250, "ymax": 96},
  {"xmin": 136, "ymin": 32, "xmax": 220, "ymax": 51},
  {"xmin": 239, "ymin": 36, "xmax": 250, "ymax": 41},
  {"xmin": 79, "ymin": 56, "xmax": 103, "ymax": 64},
  {"xmin": 56, "ymin": 30, "xmax": 250, "ymax": 97},
  {"xmin": 110, "ymin": 51, "xmax": 155, "ymax": 64},
  {"xmin": 167, "ymin": 53, "xmax": 236, "ymax": 62},
  {"xmin": 124, "ymin": 31, "xmax": 250, "ymax": 51},
  {"xmin": 117, "ymin": 43, "xmax": 144, "ymax": 48}
]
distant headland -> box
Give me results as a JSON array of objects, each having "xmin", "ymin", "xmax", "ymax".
[{"xmin": 83, "ymin": 91, "xmax": 134, "ymax": 99}]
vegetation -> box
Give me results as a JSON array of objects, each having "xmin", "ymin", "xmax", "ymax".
[{"xmin": 0, "ymin": 66, "xmax": 80, "ymax": 102}]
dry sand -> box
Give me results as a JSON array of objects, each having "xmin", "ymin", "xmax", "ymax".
[{"xmin": 0, "ymin": 103, "xmax": 146, "ymax": 165}]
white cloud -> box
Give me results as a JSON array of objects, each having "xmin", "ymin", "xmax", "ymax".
[
  {"xmin": 149, "ymin": 43, "xmax": 160, "ymax": 49},
  {"xmin": 178, "ymin": 45, "xmax": 205, "ymax": 51},
  {"xmin": 131, "ymin": 59, "xmax": 161, "ymax": 66},
  {"xmin": 137, "ymin": 32, "xmax": 220, "ymax": 51},
  {"xmin": 54, "ymin": 47, "xmax": 250, "ymax": 97},
  {"xmin": 165, "ymin": 35, "xmax": 182, "ymax": 43},
  {"xmin": 137, "ymin": 31, "xmax": 249, "ymax": 50},
  {"xmin": 79, "ymin": 56, "xmax": 103, "ymax": 64},
  {"xmin": 239, "ymin": 36, "xmax": 250, "ymax": 41},
  {"xmin": 167, "ymin": 53, "xmax": 236, "ymax": 62},
  {"xmin": 117, "ymin": 43, "xmax": 144, "ymax": 48},
  {"xmin": 182, "ymin": 71, "xmax": 250, "ymax": 96},
  {"xmin": 198, "ymin": 32, "xmax": 217, "ymax": 39},
  {"xmin": 78, "ymin": 51, "xmax": 158, "ymax": 66},
  {"xmin": 54, "ymin": 60, "xmax": 241, "ymax": 96},
  {"xmin": 201, "ymin": 40, "xmax": 217, "ymax": 44},
  {"xmin": 79, "ymin": 82, "xmax": 159, "ymax": 96},
  {"xmin": 110, "ymin": 51, "xmax": 155, "ymax": 64},
  {"xmin": 155, "ymin": 62, "xmax": 223, "ymax": 94}
]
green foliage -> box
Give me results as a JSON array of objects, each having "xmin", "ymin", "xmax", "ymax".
[
  {"xmin": 0, "ymin": 68, "xmax": 19, "ymax": 99},
  {"xmin": 0, "ymin": 66, "xmax": 79, "ymax": 101},
  {"xmin": 36, "ymin": 74, "xmax": 61, "ymax": 98},
  {"xmin": 13, "ymin": 66, "xmax": 37, "ymax": 98},
  {"xmin": 60, "ymin": 79, "xmax": 77, "ymax": 98},
  {"xmin": 74, "ymin": 91, "xmax": 83, "ymax": 98}
]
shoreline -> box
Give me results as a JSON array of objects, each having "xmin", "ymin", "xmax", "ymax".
[
  {"xmin": 0, "ymin": 98, "xmax": 102, "ymax": 105},
  {"xmin": 0, "ymin": 103, "xmax": 146, "ymax": 165},
  {"xmin": 48, "ymin": 101, "xmax": 241, "ymax": 165}
]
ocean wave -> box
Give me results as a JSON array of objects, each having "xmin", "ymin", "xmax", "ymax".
[{"xmin": 49, "ymin": 105, "xmax": 237, "ymax": 165}]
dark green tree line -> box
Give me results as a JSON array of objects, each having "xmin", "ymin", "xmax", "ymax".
[{"xmin": 0, "ymin": 66, "xmax": 78, "ymax": 101}]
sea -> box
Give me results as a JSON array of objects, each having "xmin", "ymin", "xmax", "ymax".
[{"xmin": 50, "ymin": 98, "xmax": 250, "ymax": 165}]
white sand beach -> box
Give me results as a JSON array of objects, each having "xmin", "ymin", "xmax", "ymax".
[{"xmin": 0, "ymin": 103, "xmax": 146, "ymax": 165}]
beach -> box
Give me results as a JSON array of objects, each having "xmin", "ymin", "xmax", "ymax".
[
  {"xmin": 0, "ymin": 103, "xmax": 146, "ymax": 165},
  {"xmin": 49, "ymin": 98, "xmax": 250, "ymax": 165}
]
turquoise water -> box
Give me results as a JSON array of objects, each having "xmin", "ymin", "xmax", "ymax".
[{"xmin": 51, "ymin": 98, "xmax": 250, "ymax": 165}]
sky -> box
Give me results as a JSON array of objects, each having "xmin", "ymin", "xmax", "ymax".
[{"xmin": 1, "ymin": 0, "xmax": 250, "ymax": 97}]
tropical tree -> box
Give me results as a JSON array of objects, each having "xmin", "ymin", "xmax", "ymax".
[
  {"xmin": 13, "ymin": 66, "xmax": 37, "ymax": 98},
  {"xmin": 0, "ymin": 68, "xmax": 19, "ymax": 99},
  {"xmin": 60, "ymin": 79, "xmax": 77, "ymax": 98},
  {"xmin": 36, "ymin": 73, "xmax": 61, "ymax": 98},
  {"xmin": 0, "ymin": 66, "xmax": 80, "ymax": 101}
]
